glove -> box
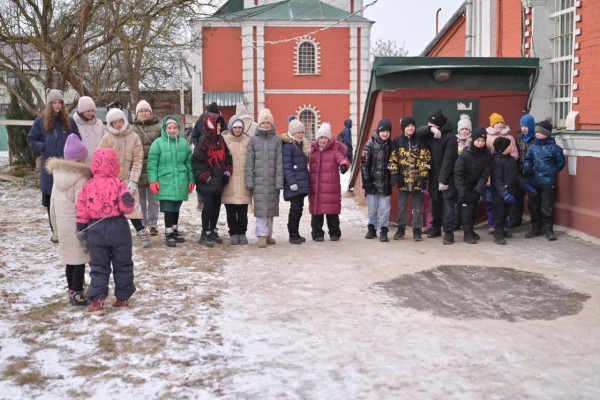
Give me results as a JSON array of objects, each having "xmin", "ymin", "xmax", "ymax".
[
  {"xmin": 188, "ymin": 183, "xmax": 195, "ymax": 193},
  {"xmin": 76, "ymin": 230, "xmax": 88, "ymax": 254},
  {"xmin": 128, "ymin": 180, "xmax": 137, "ymax": 195},
  {"xmin": 430, "ymin": 127, "xmax": 442, "ymax": 139},
  {"xmin": 290, "ymin": 184, "xmax": 299, "ymax": 191},
  {"xmin": 222, "ymin": 171, "xmax": 230, "ymax": 186},
  {"xmin": 362, "ymin": 181, "xmax": 374, "ymax": 191},
  {"xmin": 339, "ymin": 164, "xmax": 348, "ymax": 174},
  {"xmin": 149, "ymin": 182, "xmax": 160, "ymax": 194},
  {"xmin": 525, "ymin": 183, "xmax": 538, "ymax": 197},
  {"xmin": 502, "ymin": 190, "xmax": 516, "ymax": 205},
  {"xmin": 438, "ymin": 183, "xmax": 449, "ymax": 191}
]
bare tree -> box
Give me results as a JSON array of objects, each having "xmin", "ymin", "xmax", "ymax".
[
  {"xmin": 0, "ymin": 0, "xmax": 219, "ymax": 113},
  {"xmin": 371, "ymin": 38, "xmax": 409, "ymax": 58}
]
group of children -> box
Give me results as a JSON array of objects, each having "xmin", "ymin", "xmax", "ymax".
[{"xmin": 360, "ymin": 109, "xmax": 565, "ymax": 246}]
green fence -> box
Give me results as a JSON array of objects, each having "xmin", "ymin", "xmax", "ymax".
[{"xmin": 0, "ymin": 116, "xmax": 7, "ymax": 151}]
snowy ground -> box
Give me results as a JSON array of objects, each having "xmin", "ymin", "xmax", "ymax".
[{"xmin": 1, "ymin": 173, "xmax": 600, "ymax": 399}]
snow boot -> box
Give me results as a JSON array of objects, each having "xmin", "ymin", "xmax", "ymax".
[
  {"xmin": 463, "ymin": 226, "xmax": 477, "ymax": 244},
  {"xmin": 137, "ymin": 228, "xmax": 151, "ymax": 248},
  {"xmin": 69, "ymin": 290, "xmax": 89, "ymax": 306},
  {"xmin": 289, "ymin": 234, "xmax": 303, "ymax": 245},
  {"xmin": 258, "ymin": 236, "xmax": 268, "ymax": 248},
  {"xmin": 230, "ymin": 234, "xmax": 240, "ymax": 245},
  {"xmin": 365, "ymin": 224, "xmax": 377, "ymax": 239},
  {"xmin": 172, "ymin": 229, "xmax": 186, "ymax": 243},
  {"xmin": 112, "ymin": 299, "xmax": 129, "ymax": 308},
  {"xmin": 199, "ymin": 232, "xmax": 215, "ymax": 247},
  {"xmin": 546, "ymin": 230, "xmax": 557, "ymax": 241},
  {"xmin": 494, "ymin": 230, "xmax": 507, "ymax": 245},
  {"xmin": 165, "ymin": 232, "xmax": 177, "ymax": 247},
  {"xmin": 266, "ymin": 236, "xmax": 276, "ymax": 245},
  {"xmin": 427, "ymin": 227, "xmax": 442, "ymax": 238},
  {"xmin": 379, "ymin": 227, "xmax": 389, "ymax": 242},
  {"xmin": 394, "ymin": 226, "xmax": 406, "ymax": 240},
  {"xmin": 413, "ymin": 228, "xmax": 423, "ymax": 241},
  {"xmin": 442, "ymin": 231, "xmax": 454, "ymax": 245},
  {"xmin": 525, "ymin": 229, "xmax": 542, "ymax": 238},
  {"xmin": 238, "ymin": 234, "xmax": 248, "ymax": 245},
  {"xmin": 210, "ymin": 230, "xmax": 223, "ymax": 244},
  {"xmin": 87, "ymin": 299, "xmax": 106, "ymax": 315}
]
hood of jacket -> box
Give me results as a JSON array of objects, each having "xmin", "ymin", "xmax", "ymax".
[
  {"xmin": 344, "ymin": 119, "xmax": 352, "ymax": 129},
  {"xmin": 46, "ymin": 157, "xmax": 91, "ymax": 191},
  {"xmin": 91, "ymin": 148, "xmax": 121, "ymax": 178},
  {"xmin": 161, "ymin": 114, "xmax": 182, "ymax": 140}
]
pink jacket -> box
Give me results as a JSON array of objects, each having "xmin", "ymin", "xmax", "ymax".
[
  {"xmin": 76, "ymin": 148, "xmax": 135, "ymax": 223},
  {"xmin": 309, "ymin": 139, "xmax": 349, "ymax": 215}
]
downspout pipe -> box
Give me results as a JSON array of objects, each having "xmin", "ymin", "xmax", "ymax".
[{"xmin": 465, "ymin": 0, "xmax": 473, "ymax": 57}]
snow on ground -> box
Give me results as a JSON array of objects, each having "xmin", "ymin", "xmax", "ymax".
[{"xmin": 1, "ymin": 173, "xmax": 600, "ymax": 399}]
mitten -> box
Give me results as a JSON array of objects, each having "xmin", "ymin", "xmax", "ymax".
[
  {"xmin": 525, "ymin": 183, "xmax": 538, "ymax": 197},
  {"xmin": 128, "ymin": 180, "xmax": 137, "ymax": 195},
  {"xmin": 76, "ymin": 230, "xmax": 88, "ymax": 253},
  {"xmin": 339, "ymin": 164, "xmax": 348, "ymax": 174},
  {"xmin": 502, "ymin": 190, "xmax": 516, "ymax": 205},
  {"xmin": 149, "ymin": 182, "xmax": 160, "ymax": 194},
  {"xmin": 362, "ymin": 180, "xmax": 374, "ymax": 191},
  {"xmin": 290, "ymin": 184, "xmax": 299, "ymax": 191},
  {"xmin": 438, "ymin": 182, "xmax": 449, "ymax": 191},
  {"xmin": 188, "ymin": 183, "xmax": 195, "ymax": 193}
]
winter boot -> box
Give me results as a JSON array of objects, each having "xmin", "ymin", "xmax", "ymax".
[
  {"xmin": 210, "ymin": 230, "xmax": 223, "ymax": 244},
  {"xmin": 238, "ymin": 234, "xmax": 249, "ymax": 245},
  {"xmin": 472, "ymin": 230, "xmax": 481, "ymax": 240},
  {"xmin": 463, "ymin": 226, "xmax": 477, "ymax": 244},
  {"xmin": 413, "ymin": 228, "xmax": 423, "ymax": 242},
  {"xmin": 165, "ymin": 232, "xmax": 177, "ymax": 247},
  {"xmin": 289, "ymin": 234, "xmax": 303, "ymax": 245},
  {"xmin": 137, "ymin": 228, "xmax": 151, "ymax": 248},
  {"xmin": 546, "ymin": 230, "xmax": 557, "ymax": 241},
  {"xmin": 502, "ymin": 230, "xmax": 513, "ymax": 238},
  {"xmin": 494, "ymin": 230, "xmax": 507, "ymax": 245},
  {"xmin": 266, "ymin": 236, "xmax": 276, "ymax": 245},
  {"xmin": 394, "ymin": 226, "xmax": 406, "ymax": 240},
  {"xmin": 112, "ymin": 299, "xmax": 129, "ymax": 308},
  {"xmin": 87, "ymin": 299, "xmax": 106, "ymax": 315},
  {"xmin": 149, "ymin": 226, "xmax": 159, "ymax": 236},
  {"xmin": 365, "ymin": 224, "xmax": 377, "ymax": 239},
  {"xmin": 230, "ymin": 234, "xmax": 240, "ymax": 245},
  {"xmin": 258, "ymin": 236, "xmax": 268, "ymax": 248},
  {"xmin": 379, "ymin": 227, "xmax": 389, "ymax": 242},
  {"xmin": 172, "ymin": 229, "xmax": 186, "ymax": 243},
  {"xmin": 442, "ymin": 231, "xmax": 454, "ymax": 245},
  {"xmin": 525, "ymin": 229, "xmax": 542, "ymax": 238},
  {"xmin": 427, "ymin": 227, "xmax": 442, "ymax": 238},
  {"xmin": 199, "ymin": 232, "xmax": 215, "ymax": 247},
  {"xmin": 69, "ymin": 290, "xmax": 89, "ymax": 306}
]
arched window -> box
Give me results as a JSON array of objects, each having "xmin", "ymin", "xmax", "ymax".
[
  {"xmin": 296, "ymin": 40, "xmax": 319, "ymax": 75},
  {"xmin": 299, "ymin": 109, "xmax": 317, "ymax": 141}
]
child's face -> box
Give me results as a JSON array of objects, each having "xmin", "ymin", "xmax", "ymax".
[
  {"xmin": 111, "ymin": 119, "xmax": 125, "ymax": 130},
  {"xmin": 216, "ymin": 122, "xmax": 222, "ymax": 135},
  {"xmin": 260, "ymin": 121, "xmax": 272, "ymax": 129},
  {"xmin": 535, "ymin": 132, "xmax": 548, "ymax": 140},
  {"xmin": 292, "ymin": 130, "xmax": 305, "ymax": 141},
  {"xmin": 493, "ymin": 122, "xmax": 504, "ymax": 131},
  {"xmin": 474, "ymin": 138, "xmax": 486, "ymax": 148},
  {"xmin": 502, "ymin": 142, "xmax": 513, "ymax": 155},
  {"xmin": 378, "ymin": 130, "xmax": 391, "ymax": 140},
  {"xmin": 51, "ymin": 100, "xmax": 63, "ymax": 113},
  {"xmin": 521, "ymin": 125, "xmax": 529, "ymax": 134},
  {"xmin": 166, "ymin": 122, "xmax": 179, "ymax": 136},
  {"xmin": 404, "ymin": 124, "xmax": 415, "ymax": 136},
  {"xmin": 82, "ymin": 110, "xmax": 95, "ymax": 120},
  {"xmin": 137, "ymin": 109, "xmax": 151, "ymax": 122},
  {"xmin": 458, "ymin": 128, "xmax": 471, "ymax": 140},
  {"xmin": 232, "ymin": 125, "xmax": 244, "ymax": 137},
  {"xmin": 318, "ymin": 136, "xmax": 329, "ymax": 147}
]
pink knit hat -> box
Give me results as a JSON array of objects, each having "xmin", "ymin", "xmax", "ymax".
[
  {"xmin": 77, "ymin": 96, "xmax": 96, "ymax": 113},
  {"xmin": 63, "ymin": 134, "xmax": 88, "ymax": 161}
]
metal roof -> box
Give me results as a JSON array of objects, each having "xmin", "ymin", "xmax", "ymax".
[
  {"xmin": 213, "ymin": 0, "xmax": 369, "ymax": 22},
  {"xmin": 204, "ymin": 91, "xmax": 244, "ymax": 107}
]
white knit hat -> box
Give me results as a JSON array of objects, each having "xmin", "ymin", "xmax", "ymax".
[
  {"xmin": 457, "ymin": 114, "xmax": 472, "ymax": 132},
  {"xmin": 288, "ymin": 119, "xmax": 305, "ymax": 136},
  {"xmin": 106, "ymin": 108, "xmax": 127, "ymax": 126},
  {"xmin": 136, "ymin": 100, "xmax": 152, "ymax": 115},
  {"xmin": 316, "ymin": 122, "xmax": 332, "ymax": 140},
  {"xmin": 258, "ymin": 108, "xmax": 274, "ymax": 125}
]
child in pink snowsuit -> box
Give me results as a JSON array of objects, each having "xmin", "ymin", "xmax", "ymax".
[{"xmin": 76, "ymin": 148, "xmax": 136, "ymax": 315}]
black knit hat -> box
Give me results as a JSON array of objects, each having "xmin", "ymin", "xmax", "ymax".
[
  {"xmin": 376, "ymin": 118, "xmax": 392, "ymax": 134},
  {"xmin": 535, "ymin": 119, "xmax": 553, "ymax": 136},
  {"xmin": 471, "ymin": 127, "xmax": 487, "ymax": 142},
  {"xmin": 400, "ymin": 116, "xmax": 416, "ymax": 131},
  {"xmin": 427, "ymin": 109, "xmax": 447, "ymax": 127},
  {"xmin": 207, "ymin": 102, "xmax": 219, "ymax": 113},
  {"xmin": 493, "ymin": 136, "xmax": 511, "ymax": 153}
]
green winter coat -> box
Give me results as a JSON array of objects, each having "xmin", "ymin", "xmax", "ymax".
[
  {"xmin": 147, "ymin": 115, "xmax": 194, "ymax": 201},
  {"xmin": 131, "ymin": 115, "xmax": 162, "ymax": 187}
]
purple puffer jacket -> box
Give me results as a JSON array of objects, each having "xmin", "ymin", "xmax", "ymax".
[{"xmin": 309, "ymin": 139, "xmax": 349, "ymax": 215}]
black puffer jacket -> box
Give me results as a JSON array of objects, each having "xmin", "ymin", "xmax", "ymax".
[
  {"xmin": 490, "ymin": 152, "xmax": 526, "ymax": 201},
  {"xmin": 360, "ymin": 131, "xmax": 392, "ymax": 196},
  {"xmin": 454, "ymin": 145, "xmax": 491, "ymax": 203},
  {"xmin": 416, "ymin": 121, "xmax": 458, "ymax": 200}
]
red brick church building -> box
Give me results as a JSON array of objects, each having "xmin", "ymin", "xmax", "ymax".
[{"xmin": 189, "ymin": 0, "xmax": 372, "ymax": 147}]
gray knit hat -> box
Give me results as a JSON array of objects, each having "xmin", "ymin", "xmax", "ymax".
[{"xmin": 46, "ymin": 89, "xmax": 64, "ymax": 104}]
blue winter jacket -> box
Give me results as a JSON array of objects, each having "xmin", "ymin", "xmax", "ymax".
[
  {"xmin": 281, "ymin": 133, "xmax": 310, "ymax": 200},
  {"xmin": 27, "ymin": 115, "xmax": 81, "ymax": 194},
  {"xmin": 523, "ymin": 137, "xmax": 565, "ymax": 186}
]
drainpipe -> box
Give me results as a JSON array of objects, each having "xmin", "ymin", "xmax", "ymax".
[
  {"xmin": 436, "ymin": 8, "xmax": 442, "ymax": 35},
  {"xmin": 465, "ymin": 0, "xmax": 473, "ymax": 57}
]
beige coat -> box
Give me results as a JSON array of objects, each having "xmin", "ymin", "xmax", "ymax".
[
  {"xmin": 98, "ymin": 126, "xmax": 144, "ymax": 219},
  {"xmin": 222, "ymin": 130, "xmax": 252, "ymax": 205},
  {"xmin": 47, "ymin": 158, "xmax": 91, "ymax": 265}
]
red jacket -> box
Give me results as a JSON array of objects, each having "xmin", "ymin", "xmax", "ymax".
[
  {"xmin": 309, "ymin": 139, "xmax": 349, "ymax": 215},
  {"xmin": 76, "ymin": 148, "xmax": 135, "ymax": 223}
]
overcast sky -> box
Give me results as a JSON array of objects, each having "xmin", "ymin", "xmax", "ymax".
[{"xmin": 363, "ymin": 0, "xmax": 465, "ymax": 56}]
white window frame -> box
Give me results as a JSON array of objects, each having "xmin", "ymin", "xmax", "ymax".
[
  {"xmin": 295, "ymin": 37, "xmax": 320, "ymax": 75},
  {"xmin": 549, "ymin": 0, "xmax": 576, "ymax": 129},
  {"xmin": 298, "ymin": 108, "xmax": 319, "ymax": 141}
]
